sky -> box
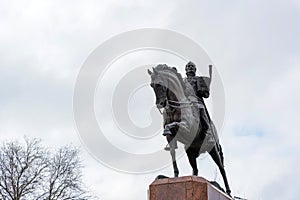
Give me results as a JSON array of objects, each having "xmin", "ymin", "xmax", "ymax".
[{"xmin": 1, "ymin": 0, "xmax": 300, "ymax": 199}]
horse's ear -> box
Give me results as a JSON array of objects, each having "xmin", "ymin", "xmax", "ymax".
[
  {"xmin": 147, "ymin": 69, "xmax": 152, "ymax": 75},
  {"xmin": 152, "ymin": 67, "xmax": 158, "ymax": 74}
]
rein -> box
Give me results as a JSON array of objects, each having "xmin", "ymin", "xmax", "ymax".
[
  {"xmin": 156, "ymin": 99, "xmax": 191, "ymax": 115},
  {"xmin": 167, "ymin": 99, "xmax": 192, "ymax": 108},
  {"xmin": 156, "ymin": 99, "xmax": 197, "ymax": 115},
  {"xmin": 154, "ymin": 68, "xmax": 195, "ymax": 113}
]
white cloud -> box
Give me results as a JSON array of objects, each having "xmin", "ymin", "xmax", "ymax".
[{"xmin": 1, "ymin": 0, "xmax": 299, "ymax": 199}]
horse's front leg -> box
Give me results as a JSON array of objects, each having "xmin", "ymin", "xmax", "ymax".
[
  {"xmin": 164, "ymin": 121, "xmax": 190, "ymax": 136},
  {"xmin": 170, "ymin": 148, "xmax": 179, "ymax": 177},
  {"xmin": 186, "ymin": 147, "xmax": 199, "ymax": 176},
  {"xmin": 167, "ymin": 135, "xmax": 179, "ymax": 177}
]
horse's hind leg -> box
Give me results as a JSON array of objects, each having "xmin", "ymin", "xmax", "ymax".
[
  {"xmin": 167, "ymin": 135, "xmax": 179, "ymax": 177},
  {"xmin": 209, "ymin": 146, "xmax": 231, "ymax": 196},
  {"xmin": 218, "ymin": 144, "xmax": 224, "ymax": 166},
  {"xmin": 186, "ymin": 147, "xmax": 199, "ymax": 176}
]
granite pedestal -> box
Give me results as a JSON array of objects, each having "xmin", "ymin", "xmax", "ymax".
[{"xmin": 149, "ymin": 176, "xmax": 231, "ymax": 200}]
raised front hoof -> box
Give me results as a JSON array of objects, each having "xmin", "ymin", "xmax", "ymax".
[
  {"xmin": 164, "ymin": 145, "xmax": 178, "ymax": 151},
  {"xmin": 164, "ymin": 146, "xmax": 171, "ymax": 151}
]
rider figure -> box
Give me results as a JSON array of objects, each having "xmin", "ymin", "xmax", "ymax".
[{"xmin": 184, "ymin": 61, "xmax": 211, "ymax": 134}]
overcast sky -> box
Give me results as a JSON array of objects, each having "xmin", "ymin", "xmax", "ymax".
[{"xmin": 1, "ymin": 0, "xmax": 300, "ymax": 199}]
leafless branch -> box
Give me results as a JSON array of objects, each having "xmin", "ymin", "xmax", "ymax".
[{"xmin": 0, "ymin": 138, "xmax": 96, "ymax": 200}]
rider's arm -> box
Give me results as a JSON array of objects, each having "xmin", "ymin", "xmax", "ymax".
[
  {"xmin": 196, "ymin": 77, "xmax": 210, "ymax": 98},
  {"xmin": 200, "ymin": 90, "xmax": 210, "ymax": 98}
]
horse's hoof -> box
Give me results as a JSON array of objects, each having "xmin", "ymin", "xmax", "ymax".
[
  {"xmin": 226, "ymin": 190, "xmax": 231, "ymax": 197},
  {"xmin": 164, "ymin": 146, "xmax": 170, "ymax": 151},
  {"xmin": 155, "ymin": 175, "xmax": 169, "ymax": 180},
  {"xmin": 174, "ymin": 172, "xmax": 179, "ymax": 177}
]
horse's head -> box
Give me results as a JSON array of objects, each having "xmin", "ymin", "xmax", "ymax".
[
  {"xmin": 148, "ymin": 65, "xmax": 168, "ymax": 109},
  {"xmin": 148, "ymin": 64, "xmax": 184, "ymax": 109}
]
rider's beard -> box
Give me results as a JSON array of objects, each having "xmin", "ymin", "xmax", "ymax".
[{"xmin": 186, "ymin": 71, "xmax": 195, "ymax": 78}]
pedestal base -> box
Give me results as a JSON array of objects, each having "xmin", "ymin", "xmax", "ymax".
[{"xmin": 149, "ymin": 176, "xmax": 231, "ymax": 200}]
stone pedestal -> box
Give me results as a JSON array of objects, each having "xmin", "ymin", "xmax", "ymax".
[{"xmin": 149, "ymin": 176, "xmax": 231, "ymax": 200}]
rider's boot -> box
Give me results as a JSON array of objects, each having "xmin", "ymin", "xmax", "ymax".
[
  {"xmin": 163, "ymin": 125, "xmax": 172, "ymax": 136},
  {"xmin": 200, "ymin": 108, "xmax": 210, "ymax": 132}
]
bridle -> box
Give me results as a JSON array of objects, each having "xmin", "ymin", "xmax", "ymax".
[
  {"xmin": 155, "ymin": 83, "xmax": 192, "ymax": 115},
  {"xmin": 167, "ymin": 99, "xmax": 192, "ymax": 108},
  {"xmin": 152, "ymin": 69, "xmax": 195, "ymax": 115}
]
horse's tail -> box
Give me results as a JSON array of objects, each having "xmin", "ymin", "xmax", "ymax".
[{"xmin": 218, "ymin": 144, "xmax": 224, "ymax": 166}]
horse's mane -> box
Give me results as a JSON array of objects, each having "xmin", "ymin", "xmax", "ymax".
[{"xmin": 154, "ymin": 64, "xmax": 185, "ymax": 90}]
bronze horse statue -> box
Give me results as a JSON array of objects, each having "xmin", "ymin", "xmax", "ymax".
[{"xmin": 148, "ymin": 64, "xmax": 231, "ymax": 196}]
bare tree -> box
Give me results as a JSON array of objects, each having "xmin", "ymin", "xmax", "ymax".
[
  {"xmin": 0, "ymin": 138, "xmax": 95, "ymax": 200},
  {"xmin": 40, "ymin": 146, "xmax": 92, "ymax": 200},
  {"xmin": 0, "ymin": 138, "xmax": 48, "ymax": 200}
]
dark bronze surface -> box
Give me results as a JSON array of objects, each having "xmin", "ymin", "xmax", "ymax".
[{"xmin": 148, "ymin": 63, "xmax": 231, "ymax": 196}]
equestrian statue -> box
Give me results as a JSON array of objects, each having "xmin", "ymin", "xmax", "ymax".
[{"xmin": 148, "ymin": 62, "xmax": 231, "ymax": 196}]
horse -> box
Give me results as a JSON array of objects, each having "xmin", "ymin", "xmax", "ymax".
[{"xmin": 148, "ymin": 64, "xmax": 231, "ymax": 196}]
